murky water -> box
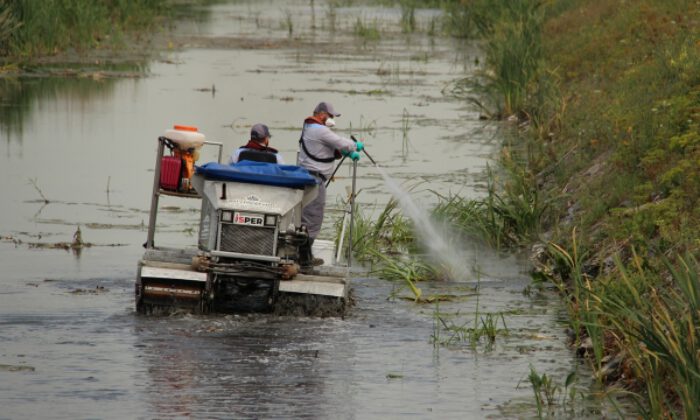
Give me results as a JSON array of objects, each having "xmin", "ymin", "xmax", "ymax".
[{"xmin": 0, "ymin": 1, "xmax": 606, "ymax": 418}]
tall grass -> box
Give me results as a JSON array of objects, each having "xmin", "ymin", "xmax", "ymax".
[
  {"xmin": 443, "ymin": 0, "xmax": 549, "ymax": 118},
  {"xmin": 436, "ymin": 0, "xmax": 700, "ymax": 416},
  {"xmin": 600, "ymin": 253, "xmax": 700, "ymax": 418},
  {"xmin": 0, "ymin": 5, "xmax": 20, "ymax": 56},
  {"xmin": 335, "ymin": 198, "xmax": 414, "ymax": 263},
  {"xmin": 1, "ymin": 0, "xmax": 166, "ymax": 58},
  {"xmin": 542, "ymin": 231, "xmax": 700, "ymax": 417},
  {"xmin": 433, "ymin": 149, "xmax": 547, "ymax": 249},
  {"xmin": 548, "ymin": 229, "xmax": 604, "ymax": 372}
]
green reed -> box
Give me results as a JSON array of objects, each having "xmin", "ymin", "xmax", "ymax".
[
  {"xmin": 430, "ymin": 304, "xmax": 509, "ymax": 350},
  {"xmin": 527, "ymin": 365, "xmax": 579, "ymax": 419},
  {"xmin": 433, "ymin": 152, "xmax": 547, "ymax": 249},
  {"xmin": 399, "ymin": 0, "xmax": 416, "ymax": 33},
  {"xmin": 601, "ymin": 253, "xmax": 700, "ymax": 418},
  {"xmin": 374, "ymin": 253, "xmax": 430, "ymax": 300},
  {"xmin": 540, "ymin": 236, "xmax": 700, "ymax": 417},
  {"xmin": 548, "ymin": 228, "xmax": 604, "ymax": 371},
  {"xmin": 354, "ymin": 17, "xmax": 381, "ymax": 41},
  {"xmin": 430, "ymin": 270, "xmax": 509, "ymax": 349},
  {"xmin": 335, "ymin": 197, "xmax": 414, "ymax": 263},
  {"xmin": 2, "ymin": 0, "xmax": 165, "ymax": 58},
  {"xmin": 442, "ymin": 0, "xmax": 549, "ymax": 118}
]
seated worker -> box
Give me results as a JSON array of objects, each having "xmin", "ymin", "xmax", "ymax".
[{"xmin": 228, "ymin": 123, "xmax": 285, "ymax": 164}]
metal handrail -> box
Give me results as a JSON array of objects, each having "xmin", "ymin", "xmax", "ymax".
[{"xmin": 145, "ymin": 137, "xmax": 225, "ymax": 249}]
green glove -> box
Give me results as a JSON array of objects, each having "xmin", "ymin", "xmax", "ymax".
[
  {"xmin": 355, "ymin": 141, "xmax": 364, "ymax": 152},
  {"xmin": 349, "ymin": 151, "xmax": 361, "ymax": 161},
  {"xmin": 341, "ymin": 149, "xmax": 351, "ymax": 157}
]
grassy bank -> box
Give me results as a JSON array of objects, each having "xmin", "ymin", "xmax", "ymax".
[
  {"xmin": 0, "ymin": 0, "xmax": 167, "ymax": 60},
  {"xmin": 441, "ymin": 0, "xmax": 700, "ymax": 417},
  {"xmin": 356, "ymin": 0, "xmax": 699, "ymax": 416}
]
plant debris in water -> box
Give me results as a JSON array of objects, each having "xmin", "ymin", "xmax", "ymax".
[
  {"xmin": 0, "ymin": 364, "xmax": 35, "ymax": 372},
  {"xmin": 69, "ymin": 286, "xmax": 108, "ymax": 295},
  {"xmin": 7, "ymin": 227, "xmax": 128, "ymax": 250}
]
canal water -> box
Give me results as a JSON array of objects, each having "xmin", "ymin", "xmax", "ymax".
[{"xmin": 1, "ymin": 1, "xmax": 605, "ymax": 418}]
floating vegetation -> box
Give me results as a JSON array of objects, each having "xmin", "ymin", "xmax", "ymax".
[
  {"xmin": 19, "ymin": 226, "xmax": 127, "ymax": 251},
  {"xmin": 69, "ymin": 285, "xmax": 108, "ymax": 295},
  {"xmin": 374, "ymin": 253, "xmax": 433, "ymax": 300},
  {"xmin": 397, "ymin": 293, "xmax": 467, "ymax": 304},
  {"xmin": 347, "ymin": 88, "xmax": 390, "ymax": 96},
  {"xmin": 0, "ymin": 364, "xmax": 35, "ymax": 372}
]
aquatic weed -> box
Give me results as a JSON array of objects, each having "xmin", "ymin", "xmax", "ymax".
[
  {"xmin": 283, "ymin": 9, "xmax": 294, "ymax": 37},
  {"xmin": 399, "ymin": 0, "xmax": 416, "ymax": 33},
  {"xmin": 400, "ymin": 108, "xmax": 411, "ymax": 160},
  {"xmin": 373, "ymin": 253, "xmax": 428, "ymax": 301},
  {"xmin": 433, "ymin": 155, "xmax": 547, "ymax": 249},
  {"xmin": 430, "ymin": 274, "xmax": 509, "ymax": 350},
  {"xmin": 326, "ymin": 1, "xmax": 337, "ymax": 33},
  {"xmin": 335, "ymin": 197, "xmax": 413, "ymax": 263},
  {"xmin": 354, "ymin": 18, "xmax": 381, "ymax": 42},
  {"xmin": 430, "ymin": 305, "xmax": 509, "ymax": 350},
  {"xmin": 523, "ymin": 366, "xmax": 583, "ymax": 419}
]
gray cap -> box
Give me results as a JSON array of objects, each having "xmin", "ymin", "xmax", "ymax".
[
  {"xmin": 250, "ymin": 123, "xmax": 271, "ymax": 140},
  {"xmin": 313, "ymin": 101, "xmax": 341, "ymax": 117}
]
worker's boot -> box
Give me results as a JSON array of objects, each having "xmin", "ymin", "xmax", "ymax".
[{"xmin": 299, "ymin": 238, "xmax": 324, "ymax": 274}]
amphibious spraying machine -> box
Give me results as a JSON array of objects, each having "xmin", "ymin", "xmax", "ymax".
[{"xmin": 135, "ymin": 126, "xmax": 353, "ymax": 315}]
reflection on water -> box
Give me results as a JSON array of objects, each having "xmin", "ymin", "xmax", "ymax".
[{"xmin": 0, "ymin": 64, "xmax": 149, "ymax": 146}]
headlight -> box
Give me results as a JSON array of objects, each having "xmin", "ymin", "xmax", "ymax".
[
  {"xmin": 264, "ymin": 215, "xmax": 277, "ymax": 226},
  {"xmin": 221, "ymin": 210, "xmax": 233, "ymax": 223}
]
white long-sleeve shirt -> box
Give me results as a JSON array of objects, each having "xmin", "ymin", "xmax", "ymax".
[{"xmin": 297, "ymin": 122, "xmax": 356, "ymax": 177}]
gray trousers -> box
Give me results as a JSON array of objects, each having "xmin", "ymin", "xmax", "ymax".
[{"xmin": 301, "ymin": 179, "xmax": 326, "ymax": 239}]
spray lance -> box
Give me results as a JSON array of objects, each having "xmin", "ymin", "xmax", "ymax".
[
  {"xmin": 352, "ymin": 135, "xmax": 378, "ymax": 166},
  {"xmin": 324, "ymin": 135, "xmax": 378, "ymax": 188},
  {"xmin": 325, "ymin": 135, "xmax": 380, "ymax": 266}
]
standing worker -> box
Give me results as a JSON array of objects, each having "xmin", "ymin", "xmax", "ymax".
[
  {"xmin": 228, "ymin": 123, "xmax": 285, "ymax": 164},
  {"xmin": 297, "ymin": 101, "xmax": 363, "ymax": 271}
]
